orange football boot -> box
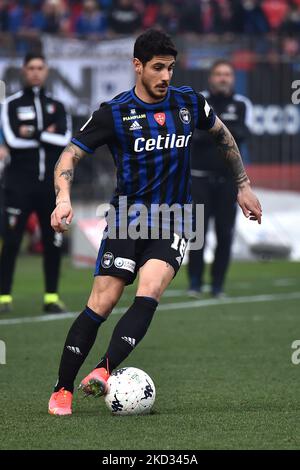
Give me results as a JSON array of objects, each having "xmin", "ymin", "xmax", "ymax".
[
  {"xmin": 78, "ymin": 367, "xmax": 110, "ymax": 397},
  {"xmin": 48, "ymin": 388, "xmax": 73, "ymax": 416}
]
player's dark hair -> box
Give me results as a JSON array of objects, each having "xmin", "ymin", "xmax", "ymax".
[
  {"xmin": 134, "ymin": 29, "xmax": 177, "ymax": 65},
  {"xmin": 23, "ymin": 52, "xmax": 46, "ymax": 66},
  {"xmin": 209, "ymin": 59, "xmax": 234, "ymax": 75}
]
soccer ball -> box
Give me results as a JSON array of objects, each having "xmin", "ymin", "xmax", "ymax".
[{"xmin": 104, "ymin": 367, "xmax": 156, "ymax": 416}]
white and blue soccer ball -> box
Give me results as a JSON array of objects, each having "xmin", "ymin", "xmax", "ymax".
[{"xmin": 104, "ymin": 367, "xmax": 156, "ymax": 416}]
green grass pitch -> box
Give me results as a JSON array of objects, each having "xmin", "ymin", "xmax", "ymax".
[{"xmin": 0, "ymin": 256, "xmax": 300, "ymax": 450}]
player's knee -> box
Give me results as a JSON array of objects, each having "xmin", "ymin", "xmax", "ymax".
[
  {"xmin": 88, "ymin": 293, "xmax": 118, "ymax": 318},
  {"xmin": 137, "ymin": 281, "xmax": 163, "ymax": 301}
]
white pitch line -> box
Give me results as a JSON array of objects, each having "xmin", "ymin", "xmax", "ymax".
[{"xmin": 0, "ymin": 291, "xmax": 300, "ymax": 326}]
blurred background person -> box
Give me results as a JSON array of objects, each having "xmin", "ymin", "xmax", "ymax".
[
  {"xmin": 0, "ymin": 127, "xmax": 9, "ymax": 250},
  {"xmin": 187, "ymin": 59, "xmax": 253, "ymax": 298},
  {"xmin": 75, "ymin": 0, "xmax": 108, "ymax": 39},
  {"xmin": 0, "ymin": 52, "xmax": 71, "ymax": 314},
  {"xmin": 155, "ymin": 1, "xmax": 180, "ymax": 35},
  {"xmin": 39, "ymin": 0, "xmax": 71, "ymax": 36},
  {"xmin": 108, "ymin": 0, "xmax": 142, "ymax": 36}
]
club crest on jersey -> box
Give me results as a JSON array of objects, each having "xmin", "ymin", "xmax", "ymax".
[
  {"xmin": 101, "ymin": 252, "xmax": 114, "ymax": 268},
  {"xmin": 154, "ymin": 112, "xmax": 166, "ymax": 126},
  {"xmin": 179, "ymin": 108, "xmax": 191, "ymax": 124}
]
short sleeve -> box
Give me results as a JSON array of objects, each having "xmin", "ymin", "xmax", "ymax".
[
  {"xmin": 71, "ymin": 103, "xmax": 113, "ymax": 154},
  {"xmin": 195, "ymin": 92, "xmax": 216, "ymax": 130}
]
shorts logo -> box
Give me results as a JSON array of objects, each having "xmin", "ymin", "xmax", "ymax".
[
  {"xmin": 114, "ymin": 257, "xmax": 136, "ymax": 273},
  {"xmin": 176, "ymin": 256, "xmax": 182, "ymax": 266},
  {"xmin": 101, "ymin": 252, "xmax": 114, "ymax": 268},
  {"xmin": 179, "ymin": 107, "xmax": 191, "ymax": 124}
]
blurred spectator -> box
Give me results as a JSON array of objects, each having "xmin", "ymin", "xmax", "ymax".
[
  {"xmin": 283, "ymin": 2, "xmax": 300, "ymax": 34},
  {"xmin": 232, "ymin": 0, "xmax": 269, "ymax": 34},
  {"xmin": 143, "ymin": 1, "xmax": 160, "ymax": 29},
  {"xmin": 201, "ymin": 0, "xmax": 235, "ymax": 34},
  {"xmin": 40, "ymin": 0, "xmax": 71, "ymax": 35},
  {"xmin": 180, "ymin": 0, "xmax": 235, "ymax": 35},
  {"xmin": 6, "ymin": 1, "xmax": 54, "ymax": 34},
  {"xmin": 261, "ymin": 0, "xmax": 289, "ymax": 31},
  {"xmin": 7, "ymin": 2, "xmax": 43, "ymax": 53},
  {"xmin": 281, "ymin": 35, "xmax": 300, "ymax": 57},
  {"xmin": 1, "ymin": 0, "xmax": 300, "ymax": 39},
  {"xmin": 108, "ymin": 0, "xmax": 142, "ymax": 35},
  {"xmin": 75, "ymin": 0, "xmax": 107, "ymax": 38},
  {"xmin": 7, "ymin": 1, "xmax": 26, "ymax": 34},
  {"xmin": 155, "ymin": 1, "xmax": 180, "ymax": 35},
  {"xmin": 180, "ymin": 0, "xmax": 202, "ymax": 34},
  {"xmin": 98, "ymin": 0, "xmax": 113, "ymax": 8},
  {"xmin": 0, "ymin": 0, "xmax": 8, "ymax": 32}
]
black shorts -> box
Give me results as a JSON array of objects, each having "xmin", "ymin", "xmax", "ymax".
[{"xmin": 94, "ymin": 232, "xmax": 188, "ymax": 285}]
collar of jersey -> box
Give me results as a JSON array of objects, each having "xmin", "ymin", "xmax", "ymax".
[
  {"xmin": 130, "ymin": 87, "xmax": 170, "ymax": 109},
  {"xmin": 23, "ymin": 85, "xmax": 45, "ymax": 96}
]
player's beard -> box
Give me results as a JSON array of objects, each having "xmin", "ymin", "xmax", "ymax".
[{"xmin": 142, "ymin": 76, "xmax": 168, "ymax": 102}]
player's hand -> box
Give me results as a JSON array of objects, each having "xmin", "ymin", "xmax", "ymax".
[
  {"xmin": 0, "ymin": 144, "xmax": 8, "ymax": 161},
  {"xmin": 51, "ymin": 201, "xmax": 73, "ymax": 233},
  {"xmin": 237, "ymin": 183, "xmax": 262, "ymax": 224},
  {"xmin": 46, "ymin": 124, "xmax": 56, "ymax": 133},
  {"xmin": 19, "ymin": 125, "xmax": 34, "ymax": 138}
]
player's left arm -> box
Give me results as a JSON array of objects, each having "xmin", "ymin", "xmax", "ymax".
[{"xmin": 208, "ymin": 116, "xmax": 262, "ymax": 224}]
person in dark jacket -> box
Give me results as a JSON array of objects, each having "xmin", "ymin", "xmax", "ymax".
[
  {"xmin": 187, "ymin": 59, "xmax": 253, "ymax": 297},
  {"xmin": 0, "ymin": 52, "xmax": 72, "ymax": 313}
]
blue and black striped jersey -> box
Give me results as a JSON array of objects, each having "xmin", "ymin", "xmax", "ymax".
[{"xmin": 72, "ymin": 85, "xmax": 216, "ymax": 208}]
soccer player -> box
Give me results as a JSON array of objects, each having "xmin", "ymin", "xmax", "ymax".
[
  {"xmin": 0, "ymin": 53, "xmax": 72, "ymax": 314},
  {"xmin": 48, "ymin": 29, "xmax": 262, "ymax": 415}
]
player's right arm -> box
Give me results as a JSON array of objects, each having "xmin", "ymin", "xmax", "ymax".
[{"xmin": 51, "ymin": 142, "xmax": 86, "ymax": 233}]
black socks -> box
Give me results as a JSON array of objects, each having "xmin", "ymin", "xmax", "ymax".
[
  {"xmin": 54, "ymin": 296, "xmax": 158, "ymax": 393},
  {"xmin": 95, "ymin": 296, "xmax": 158, "ymax": 372},
  {"xmin": 54, "ymin": 306, "xmax": 106, "ymax": 393}
]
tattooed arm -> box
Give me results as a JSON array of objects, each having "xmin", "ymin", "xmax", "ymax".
[
  {"xmin": 51, "ymin": 143, "xmax": 86, "ymax": 232},
  {"xmin": 209, "ymin": 116, "xmax": 262, "ymax": 223}
]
